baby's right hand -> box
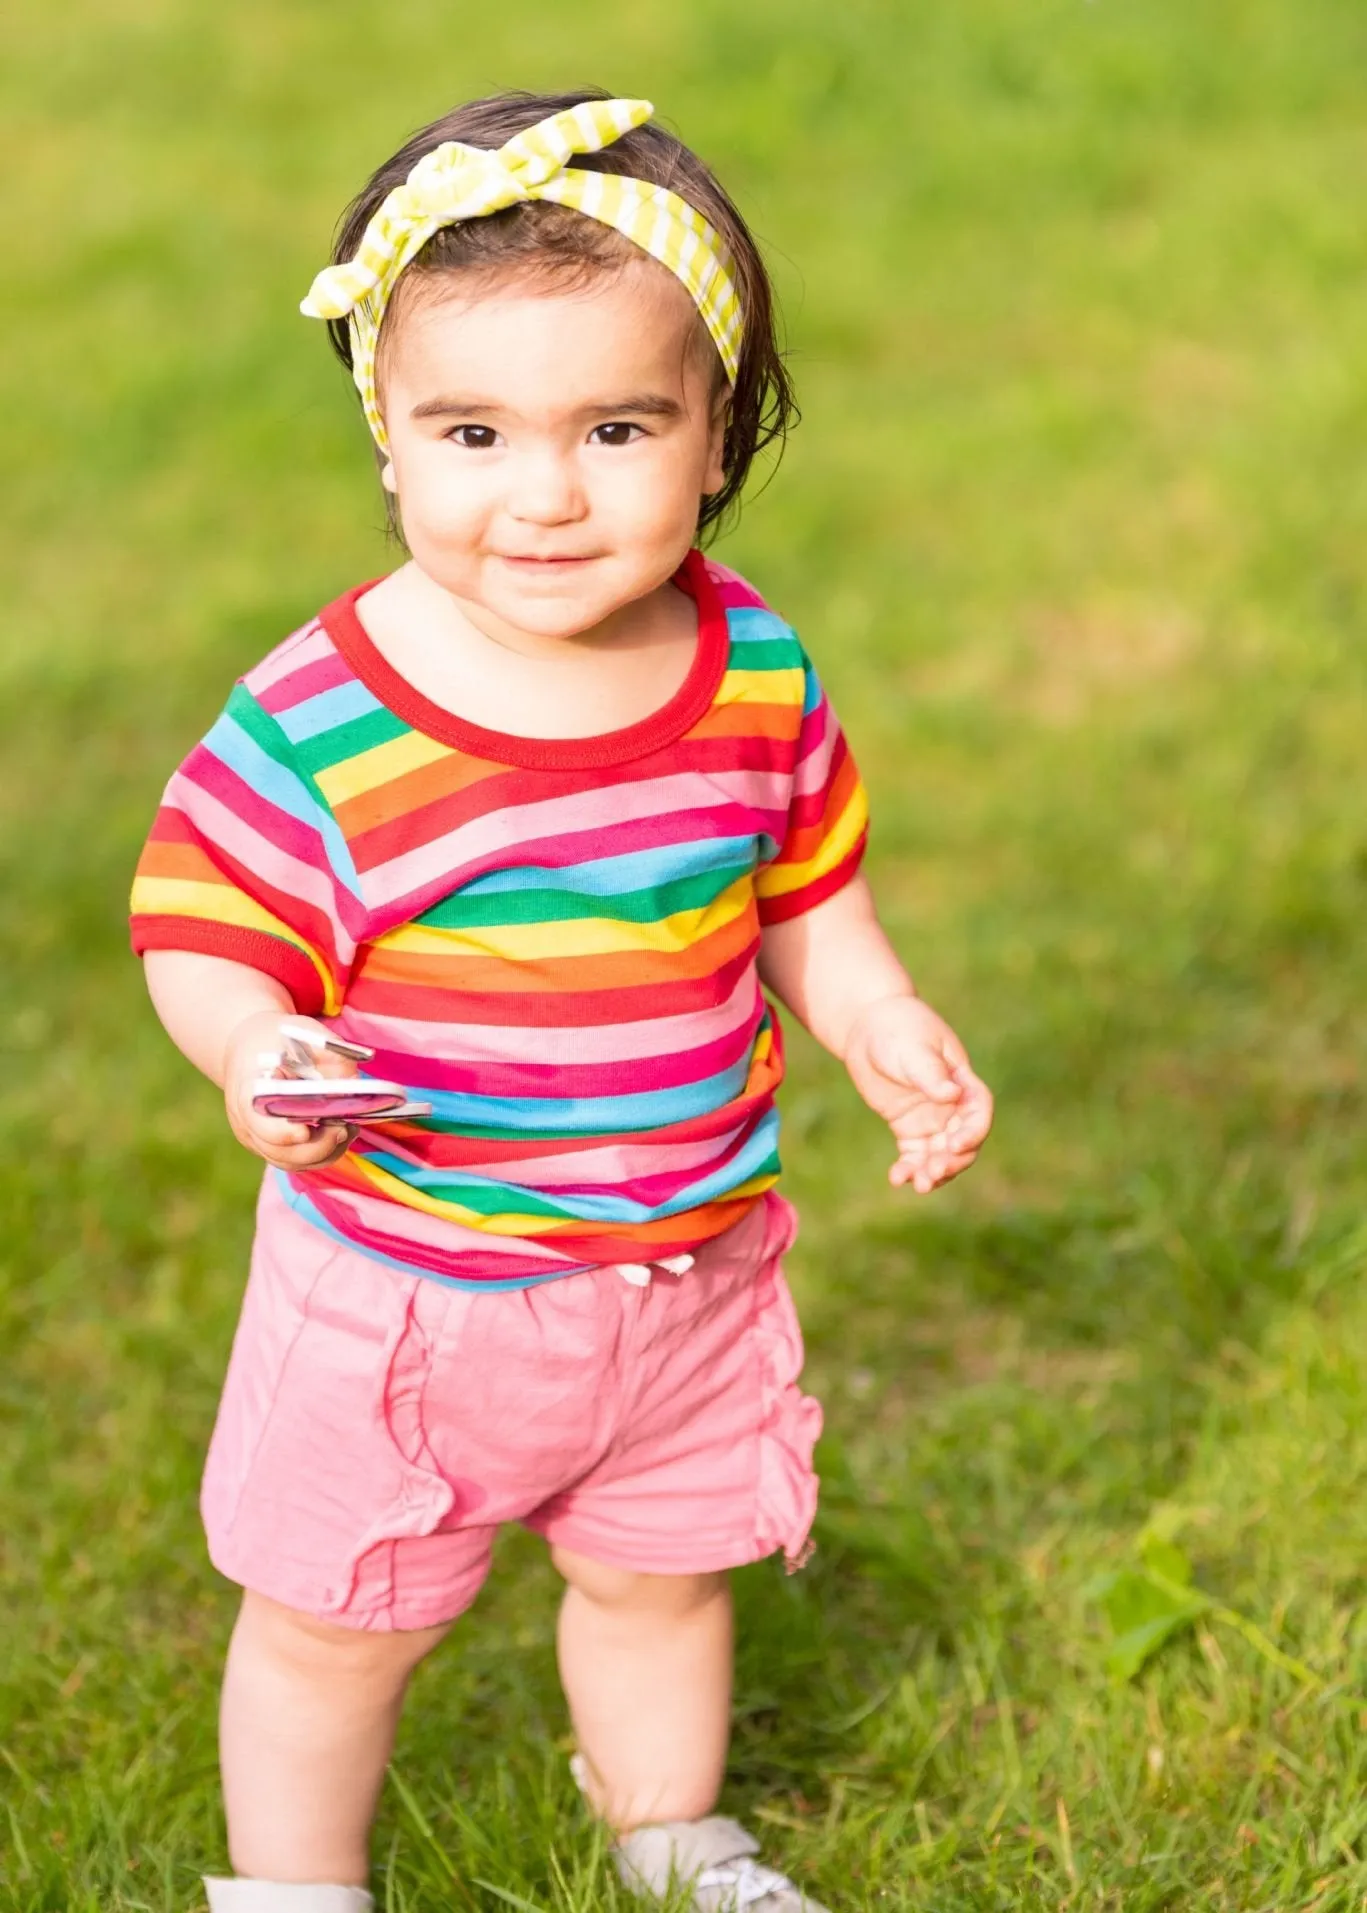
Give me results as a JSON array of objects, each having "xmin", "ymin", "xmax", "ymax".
[{"xmin": 223, "ymin": 1010, "xmax": 359, "ymax": 1170}]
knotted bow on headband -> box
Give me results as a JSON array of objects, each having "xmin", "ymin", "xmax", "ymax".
[{"xmin": 301, "ymin": 97, "xmax": 743, "ymax": 456}]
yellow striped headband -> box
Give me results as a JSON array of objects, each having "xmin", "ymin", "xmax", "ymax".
[{"xmin": 301, "ymin": 97, "xmax": 743, "ymax": 456}]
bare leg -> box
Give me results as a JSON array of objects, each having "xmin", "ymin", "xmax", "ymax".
[
  {"xmin": 552, "ymin": 1546, "xmax": 733, "ymax": 1831},
  {"xmin": 220, "ymin": 1591, "xmax": 450, "ymax": 1884}
]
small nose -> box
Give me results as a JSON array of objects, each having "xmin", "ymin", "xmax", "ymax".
[{"xmin": 507, "ymin": 449, "xmax": 587, "ymax": 525}]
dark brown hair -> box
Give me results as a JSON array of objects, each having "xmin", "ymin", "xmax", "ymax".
[{"xmin": 323, "ymin": 89, "xmax": 796, "ymax": 540}]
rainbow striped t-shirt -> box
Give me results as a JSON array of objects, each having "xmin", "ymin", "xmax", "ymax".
[{"xmin": 130, "ymin": 551, "xmax": 868, "ymax": 1287}]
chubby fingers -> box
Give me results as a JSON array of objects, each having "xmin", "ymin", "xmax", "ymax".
[
  {"xmin": 891, "ymin": 1070, "xmax": 993, "ymax": 1193},
  {"xmin": 870, "ymin": 1030, "xmax": 962, "ymax": 1105},
  {"xmin": 227, "ymin": 1089, "xmax": 357, "ymax": 1167},
  {"xmin": 254, "ymin": 1115, "xmax": 357, "ymax": 1168},
  {"xmin": 891, "ymin": 1070, "xmax": 992, "ymax": 1150},
  {"xmin": 945, "ymin": 1067, "xmax": 994, "ymax": 1150},
  {"xmin": 890, "ymin": 1142, "xmax": 981, "ymax": 1194}
]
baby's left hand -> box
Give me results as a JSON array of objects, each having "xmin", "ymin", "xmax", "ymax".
[{"xmin": 844, "ymin": 995, "xmax": 994, "ymax": 1193}]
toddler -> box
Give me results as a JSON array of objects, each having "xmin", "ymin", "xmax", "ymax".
[{"xmin": 131, "ymin": 90, "xmax": 993, "ymax": 1913}]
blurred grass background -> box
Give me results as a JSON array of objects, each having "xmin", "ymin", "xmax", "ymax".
[{"xmin": 3, "ymin": 1, "xmax": 1367, "ymax": 1907}]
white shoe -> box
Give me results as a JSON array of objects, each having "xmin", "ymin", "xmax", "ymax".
[
  {"xmin": 204, "ymin": 1882, "xmax": 373, "ymax": 1912},
  {"xmin": 615, "ymin": 1816, "xmax": 831, "ymax": 1911}
]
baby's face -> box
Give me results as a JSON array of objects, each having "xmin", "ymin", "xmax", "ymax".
[{"xmin": 377, "ymin": 262, "xmax": 728, "ymax": 642}]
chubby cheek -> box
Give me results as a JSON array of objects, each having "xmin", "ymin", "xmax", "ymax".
[
  {"xmin": 591, "ymin": 448, "xmax": 705, "ymax": 553},
  {"xmin": 390, "ymin": 452, "xmax": 493, "ymax": 569}
]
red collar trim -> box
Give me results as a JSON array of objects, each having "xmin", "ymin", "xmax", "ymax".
[{"xmin": 316, "ymin": 549, "xmax": 729, "ymax": 771}]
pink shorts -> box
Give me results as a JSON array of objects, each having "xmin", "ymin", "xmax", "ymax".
[{"xmin": 202, "ymin": 1177, "xmax": 822, "ymax": 1631}]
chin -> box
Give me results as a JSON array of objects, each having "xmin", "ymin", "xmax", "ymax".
[
  {"xmin": 485, "ymin": 568, "xmax": 633, "ymax": 630},
  {"xmin": 494, "ymin": 591, "xmax": 614, "ymax": 639}
]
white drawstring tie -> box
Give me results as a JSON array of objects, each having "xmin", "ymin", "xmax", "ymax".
[{"xmin": 616, "ymin": 1253, "xmax": 695, "ymax": 1288}]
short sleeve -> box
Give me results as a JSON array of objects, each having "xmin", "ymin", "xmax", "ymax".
[
  {"xmin": 129, "ymin": 681, "xmax": 360, "ymax": 1016},
  {"xmin": 754, "ymin": 652, "xmax": 870, "ymax": 925}
]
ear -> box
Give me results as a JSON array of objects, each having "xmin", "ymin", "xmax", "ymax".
[
  {"xmin": 380, "ymin": 457, "xmax": 398, "ymax": 493},
  {"xmin": 701, "ymin": 387, "xmax": 730, "ymax": 497}
]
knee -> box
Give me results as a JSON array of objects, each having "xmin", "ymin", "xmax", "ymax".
[
  {"xmin": 233, "ymin": 1590, "xmax": 449, "ymax": 1691},
  {"xmin": 552, "ymin": 1546, "xmax": 728, "ymax": 1620}
]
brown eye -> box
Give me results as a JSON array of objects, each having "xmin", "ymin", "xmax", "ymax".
[
  {"xmin": 450, "ymin": 425, "xmax": 499, "ymax": 449},
  {"xmin": 590, "ymin": 422, "xmax": 644, "ymax": 447}
]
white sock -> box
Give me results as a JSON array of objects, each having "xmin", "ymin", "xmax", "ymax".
[{"xmin": 203, "ymin": 1881, "xmax": 373, "ymax": 1912}]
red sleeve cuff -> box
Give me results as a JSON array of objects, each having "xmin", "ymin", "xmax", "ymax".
[
  {"xmin": 756, "ymin": 830, "xmax": 868, "ymax": 927},
  {"xmin": 129, "ymin": 917, "xmax": 326, "ymax": 1015}
]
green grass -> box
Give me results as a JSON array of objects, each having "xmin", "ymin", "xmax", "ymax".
[{"xmin": 4, "ymin": 1, "xmax": 1367, "ymax": 1906}]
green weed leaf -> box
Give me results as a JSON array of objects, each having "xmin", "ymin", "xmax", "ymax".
[
  {"xmin": 1089, "ymin": 1565, "xmax": 1210, "ymax": 1680},
  {"xmin": 1139, "ymin": 1534, "xmax": 1194, "ymax": 1587},
  {"xmin": 1091, "ymin": 1507, "xmax": 1331, "ymax": 1693}
]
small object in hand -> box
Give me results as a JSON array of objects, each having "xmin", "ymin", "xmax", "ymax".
[
  {"xmin": 278, "ymin": 1017, "xmax": 375, "ymax": 1072},
  {"xmin": 251, "ymin": 1076, "xmax": 416, "ymax": 1123}
]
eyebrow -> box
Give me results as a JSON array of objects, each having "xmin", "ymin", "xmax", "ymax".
[{"xmin": 409, "ymin": 392, "xmax": 687, "ymax": 423}]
